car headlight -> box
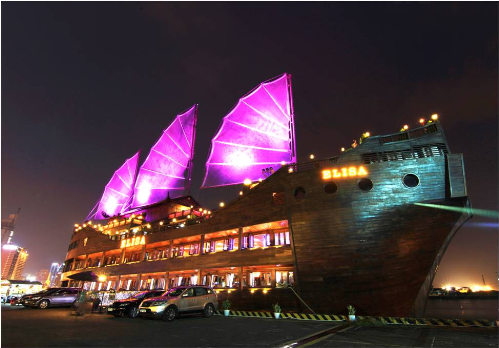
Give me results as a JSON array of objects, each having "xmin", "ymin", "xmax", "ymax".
[{"xmin": 151, "ymin": 300, "xmax": 167, "ymax": 306}]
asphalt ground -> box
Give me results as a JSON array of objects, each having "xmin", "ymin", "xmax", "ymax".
[
  {"xmin": 1, "ymin": 305, "xmax": 497, "ymax": 347},
  {"xmin": 305, "ymin": 325, "xmax": 498, "ymax": 348},
  {"xmin": 1, "ymin": 305, "xmax": 334, "ymax": 347}
]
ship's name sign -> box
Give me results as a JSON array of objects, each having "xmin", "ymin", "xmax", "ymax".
[
  {"xmin": 322, "ymin": 166, "xmax": 368, "ymax": 180},
  {"xmin": 120, "ymin": 236, "xmax": 146, "ymax": 248}
]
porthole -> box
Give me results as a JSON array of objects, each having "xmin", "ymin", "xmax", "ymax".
[
  {"xmin": 294, "ymin": 187, "xmax": 306, "ymax": 199},
  {"xmin": 358, "ymin": 178, "xmax": 373, "ymax": 192},
  {"xmin": 324, "ymin": 182, "xmax": 338, "ymax": 194},
  {"xmin": 403, "ymin": 174, "xmax": 419, "ymax": 188}
]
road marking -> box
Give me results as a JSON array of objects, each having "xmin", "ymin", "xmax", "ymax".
[
  {"xmin": 266, "ymin": 329, "xmax": 281, "ymax": 333},
  {"xmin": 315, "ymin": 339, "xmax": 408, "ymax": 347},
  {"xmin": 279, "ymin": 324, "xmax": 350, "ymax": 348}
]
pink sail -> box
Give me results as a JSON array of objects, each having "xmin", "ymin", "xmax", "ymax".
[
  {"xmin": 89, "ymin": 151, "xmax": 140, "ymax": 220},
  {"xmin": 202, "ymin": 73, "xmax": 296, "ymax": 188},
  {"xmin": 130, "ymin": 105, "xmax": 197, "ymax": 208}
]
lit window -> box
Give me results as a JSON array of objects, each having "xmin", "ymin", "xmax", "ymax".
[
  {"xmin": 274, "ymin": 232, "xmax": 291, "ymax": 246},
  {"xmin": 241, "ymin": 236, "xmax": 249, "ymax": 249},
  {"xmin": 250, "ymin": 272, "xmax": 271, "ymax": 287},
  {"xmin": 253, "ymin": 234, "xmax": 267, "ymax": 248},
  {"xmin": 189, "ymin": 244, "xmax": 200, "ymax": 255},
  {"xmin": 83, "ymin": 238, "xmax": 88, "ymax": 247},
  {"xmin": 276, "ymin": 271, "xmax": 295, "ymax": 287},
  {"xmin": 203, "ymin": 241, "xmax": 212, "ymax": 253},
  {"xmin": 214, "ymin": 240, "xmax": 224, "ymax": 252}
]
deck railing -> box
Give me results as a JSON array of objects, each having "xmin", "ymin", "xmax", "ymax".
[
  {"xmin": 379, "ymin": 123, "xmax": 438, "ymax": 145},
  {"xmin": 287, "ymin": 157, "xmax": 339, "ymax": 173}
]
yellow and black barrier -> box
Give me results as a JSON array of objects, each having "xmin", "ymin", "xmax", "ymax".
[
  {"xmin": 354, "ymin": 316, "xmax": 496, "ymax": 328},
  {"xmin": 214, "ymin": 310, "xmax": 496, "ymax": 327},
  {"xmin": 215, "ymin": 310, "xmax": 346, "ymax": 321},
  {"xmin": 216, "ymin": 310, "xmax": 274, "ymax": 318}
]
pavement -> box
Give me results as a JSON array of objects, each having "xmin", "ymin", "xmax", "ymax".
[
  {"xmin": 303, "ymin": 326, "xmax": 498, "ymax": 347},
  {"xmin": 1, "ymin": 304, "xmax": 334, "ymax": 347},
  {"xmin": 1, "ymin": 304, "xmax": 497, "ymax": 347}
]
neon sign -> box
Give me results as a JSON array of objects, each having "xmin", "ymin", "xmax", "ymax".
[
  {"xmin": 322, "ymin": 166, "xmax": 368, "ymax": 180},
  {"xmin": 120, "ymin": 236, "xmax": 146, "ymax": 248}
]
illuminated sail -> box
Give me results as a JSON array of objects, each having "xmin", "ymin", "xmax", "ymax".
[
  {"xmin": 130, "ymin": 105, "xmax": 197, "ymax": 208},
  {"xmin": 202, "ymin": 73, "xmax": 296, "ymax": 188},
  {"xmin": 89, "ymin": 151, "xmax": 140, "ymax": 220}
]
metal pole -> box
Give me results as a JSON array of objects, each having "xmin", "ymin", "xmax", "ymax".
[{"xmin": 288, "ymin": 285, "xmax": 316, "ymax": 314}]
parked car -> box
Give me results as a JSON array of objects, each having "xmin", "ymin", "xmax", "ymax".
[
  {"xmin": 22, "ymin": 288, "xmax": 60, "ymax": 307},
  {"xmin": 138, "ymin": 285, "xmax": 218, "ymax": 322},
  {"xmin": 19, "ymin": 289, "xmax": 53, "ymax": 307},
  {"xmin": 429, "ymin": 287, "xmax": 445, "ymax": 296},
  {"xmin": 107, "ymin": 290, "xmax": 165, "ymax": 318},
  {"xmin": 24, "ymin": 288, "xmax": 81, "ymax": 309}
]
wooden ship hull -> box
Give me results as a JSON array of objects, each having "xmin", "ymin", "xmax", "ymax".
[
  {"xmin": 204, "ymin": 121, "xmax": 470, "ymax": 317},
  {"xmin": 62, "ymin": 121, "xmax": 469, "ymax": 317}
]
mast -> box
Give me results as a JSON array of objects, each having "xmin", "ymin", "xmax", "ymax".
[
  {"xmin": 185, "ymin": 104, "xmax": 198, "ymax": 195},
  {"xmin": 201, "ymin": 73, "xmax": 296, "ymax": 188},
  {"xmin": 288, "ymin": 73, "xmax": 297, "ymax": 163}
]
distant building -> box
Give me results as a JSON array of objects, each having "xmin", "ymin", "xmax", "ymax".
[
  {"xmin": 1, "ymin": 244, "xmax": 29, "ymax": 280},
  {"xmin": 48, "ymin": 263, "xmax": 62, "ymax": 287},
  {"xmin": 1, "ymin": 210, "xmax": 20, "ymax": 245},
  {"xmin": 35, "ymin": 269, "xmax": 50, "ymax": 286}
]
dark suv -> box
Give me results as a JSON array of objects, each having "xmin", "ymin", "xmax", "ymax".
[
  {"xmin": 107, "ymin": 290, "xmax": 165, "ymax": 318},
  {"xmin": 24, "ymin": 288, "xmax": 81, "ymax": 309}
]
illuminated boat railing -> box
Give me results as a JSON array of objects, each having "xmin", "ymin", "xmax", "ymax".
[
  {"xmin": 167, "ymin": 209, "xmax": 206, "ymax": 221},
  {"xmin": 287, "ymin": 157, "xmax": 339, "ymax": 173},
  {"xmin": 362, "ymin": 142, "xmax": 448, "ymax": 164},
  {"xmin": 284, "ymin": 123, "xmax": 442, "ymax": 173},
  {"xmin": 378, "ymin": 123, "xmax": 439, "ymax": 145}
]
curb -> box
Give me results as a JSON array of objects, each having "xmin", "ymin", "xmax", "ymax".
[{"xmin": 214, "ymin": 310, "xmax": 496, "ymax": 327}]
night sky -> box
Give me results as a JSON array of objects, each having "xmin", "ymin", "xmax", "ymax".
[{"xmin": 2, "ymin": 3, "xmax": 497, "ymax": 288}]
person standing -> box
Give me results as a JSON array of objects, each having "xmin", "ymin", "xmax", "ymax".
[{"xmin": 75, "ymin": 289, "xmax": 89, "ymax": 316}]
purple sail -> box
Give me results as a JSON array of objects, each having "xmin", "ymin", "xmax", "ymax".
[
  {"xmin": 89, "ymin": 151, "xmax": 140, "ymax": 220},
  {"xmin": 130, "ymin": 105, "xmax": 197, "ymax": 208},
  {"xmin": 202, "ymin": 73, "xmax": 296, "ymax": 187}
]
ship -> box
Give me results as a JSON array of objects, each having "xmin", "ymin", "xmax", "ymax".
[{"xmin": 62, "ymin": 73, "xmax": 470, "ymax": 317}]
